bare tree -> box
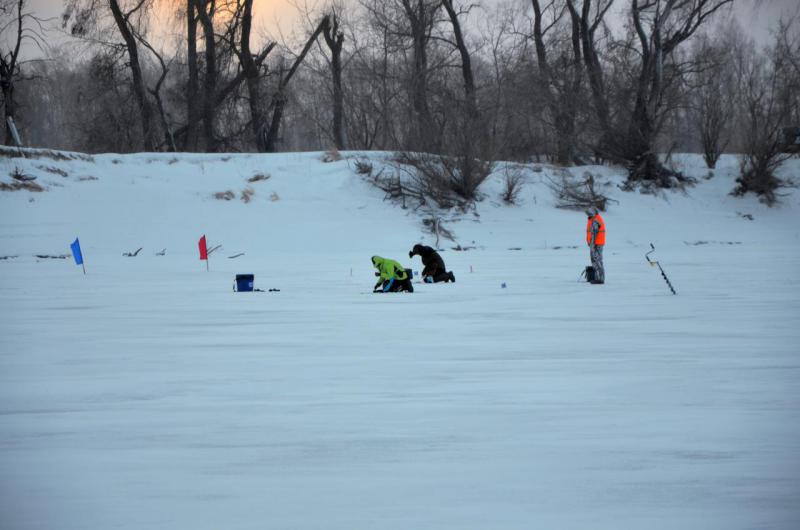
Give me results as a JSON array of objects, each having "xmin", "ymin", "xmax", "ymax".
[
  {"xmin": 732, "ymin": 19, "xmax": 799, "ymax": 205},
  {"xmin": 194, "ymin": 0, "xmax": 218, "ymax": 151},
  {"xmin": 185, "ymin": 0, "xmax": 200, "ymax": 150},
  {"xmin": 532, "ymin": 0, "xmax": 584, "ymax": 164},
  {"xmin": 238, "ymin": 0, "xmax": 275, "ymax": 151},
  {"xmin": 441, "ymin": 0, "xmax": 477, "ymax": 121},
  {"xmin": 137, "ymin": 36, "xmax": 177, "ymax": 151},
  {"xmin": 63, "ymin": 0, "xmax": 158, "ymax": 151},
  {"xmin": 1, "ymin": 0, "xmax": 46, "ymax": 145},
  {"xmin": 364, "ymin": 0, "xmax": 441, "ymax": 152},
  {"xmin": 323, "ymin": 7, "xmax": 346, "ymax": 150},
  {"xmin": 569, "ymin": 0, "xmax": 733, "ymax": 187},
  {"xmin": 263, "ymin": 16, "xmax": 329, "ymax": 152},
  {"xmin": 401, "ymin": 0, "xmax": 440, "ymax": 152},
  {"xmin": 342, "ymin": 6, "xmax": 405, "ymax": 150},
  {"xmin": 690, "ymin": 33, "xmax": 734, "ymax": 169}
]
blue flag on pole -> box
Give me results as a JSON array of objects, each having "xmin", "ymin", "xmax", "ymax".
[{"xmin": 71, "ymin": 238, "xmax": 83, "ymax": 265}]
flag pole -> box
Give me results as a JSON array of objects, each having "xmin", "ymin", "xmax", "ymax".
[{"xmin": 82, "ymin": 263, "xmax": 86, "ymax": 275}]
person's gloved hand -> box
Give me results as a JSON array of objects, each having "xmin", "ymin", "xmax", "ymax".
[
  {"xmin": 375, "ymin": 271, "xmax": 380, "ymax": 276},
  {"xmin": 408, "ymin": 250, "xmax": 414, "ymax": 258}
]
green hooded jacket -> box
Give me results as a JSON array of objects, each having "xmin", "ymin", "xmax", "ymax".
[{"xmin": 371, "ymin": 256, "xmax": 409, "ymax": 283}]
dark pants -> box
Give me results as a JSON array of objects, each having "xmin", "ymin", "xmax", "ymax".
[
  {"xmin": 425, "ymin": 271, "xmax": 452, "ymax": 283},
  {"xmin": 379, "ymin": 277, "xmax": 414, "ymax": 293}
]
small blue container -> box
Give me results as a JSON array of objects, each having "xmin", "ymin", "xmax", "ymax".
[{"xmin": 235, "ymin": 274, "xmax": 254, "ymax": 292}]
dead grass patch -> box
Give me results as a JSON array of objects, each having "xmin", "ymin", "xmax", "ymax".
[
  {"xmin": 248, "ymin": 173, "xmax": 271, "ymax": 183},
  {"xmin": 0, "ymin": 146, "xmax": 93, "ymax": 162},
  {"xmin": 241, "ymin": 187, "xmax": 255, "ymax": 203},
  {"xmin": 36, "ymin": 165, "xmax": 69, "ymax": 177},
  {"xmin": 321, "ymin": 148, "xmax": 342, "ymax": 163},
  {"xmin": 213, "ymin": 190, "xmax": 236, "ymax": 201},
  {"xmin": 1, "ymin": 181, "xmax": 44, "ymax": 192}
]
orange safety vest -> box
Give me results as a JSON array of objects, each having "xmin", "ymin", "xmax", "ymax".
[{"xmin": 586, "ymin": 214, "xmax": 606, "ymax": 246}]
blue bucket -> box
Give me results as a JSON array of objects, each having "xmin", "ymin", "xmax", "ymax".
[{"xmin": 235, "ymin": 274, "xmax": 254, "ymax": 292}]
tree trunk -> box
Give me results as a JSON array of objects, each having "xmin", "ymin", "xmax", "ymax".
[
  {"xmin": 1, "ymin": 84, "xmax": 15, "ymax": 145},
  {"xmin": 323, "ymin": 13, "xmax": 345, "ymax": 150},
  {"xmin": 108, "ymin": 0, "xmax": 155, "ymax": 151},
  {"xmin": 401, "ymin": 0, "xmax": 438, "ymax": 153},
  {"xmin": 410, "ymin": 22, "xmax": 432, "ymax": 151},
  {"xmin": 263, "ymin": 17, "xmax": 328, "ymax": 153},
  {"xmin": 240, "ymin": 0, "xmax": 267, "ymax": 151},
  {"xmin": 442, "ymin": 0, "xmax": 477, "ymax": 121},
  {"xmin": 185, "ymin": 0, "xmax": 200, "ymax": 151},
  {"xmin": 534, "ymin": 0, "xmax": 582, "ymax": 165},
  {"xmin": 575, "ymin": 1, "xmax": 611, "ymax": 139},
  {"xmin": 195, "ymin": 0, "xmax": 217, "ymax": 152}
]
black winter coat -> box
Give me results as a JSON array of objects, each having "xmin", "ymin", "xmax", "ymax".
[{"xmin": 409, "ymin": 244, "xmax": 446, "ymax": 277}]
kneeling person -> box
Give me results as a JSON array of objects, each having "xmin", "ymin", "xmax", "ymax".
[
  {"xmin": 372, "ymin": 256, "xmax": 414, "ymax": 293},
  {"xmin": 409, "ymin": 244, "xmax": 455, "ymax": 283}
]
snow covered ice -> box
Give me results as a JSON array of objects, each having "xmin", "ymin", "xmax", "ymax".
[{"xmin": 1, "ymin": 150, "xmax": 799, "ymax": 529}]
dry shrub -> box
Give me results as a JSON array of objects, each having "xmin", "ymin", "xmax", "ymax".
[
  {"xmin": 501, "ymin": 166, "xmax": 526, "ymax": 205},
  {"xmin": 78, "ymin": 175, "xmax": 98, "ymax": 181},
  {"xmin": 213, "ymin": 190, "xmax": 235, "ymax": 201},
  {"xmin": 546, "ymin": 171, "xmax": 611, "ymax": 211},
  {"xmin": 248, "ymin": 173, "xmax": 271, "ymax": 183},
  {"xmin": 36, "ymin": 165, "xmax": 68, "ymax": 177},
  {"xmin": 269, "ymin": 191, "xmax": 280, "ymax": 202},
  {"xmin": 0, "ymin": 181, "xmax": 44, "ymax": 192},
  {"xmin": 0, "ymin": 146, "xmax": 93, "ymax": 161},
  {"xmin": 321, "ymin": 148, "xmax": 342, "ymax": 163},
  {"xmin": 240, "ymin": 187, "xmax": 255, "ymax": 203},
  {"xmin": 353, "ymin": 159, "xmax": 373, "ymax": 176},
  {"xmin": 391, "ymin": 151, "xmax": 495, "ymax": 208}
]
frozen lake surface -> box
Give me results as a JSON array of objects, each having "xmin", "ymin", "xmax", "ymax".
[{"xmin": 1, "ymin": 150, "xmax": 799, "ymax": 529}]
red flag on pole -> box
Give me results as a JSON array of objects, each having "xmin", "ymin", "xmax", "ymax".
[{"xmin": 199, "ymin": 235, "xmax": 208, "ymax": 260}]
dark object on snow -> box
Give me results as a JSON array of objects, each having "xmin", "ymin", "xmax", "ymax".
[
  {"xmin": 645, "ymin": 243, "xmax": 677, "ymax": 295},
  {"xmin": 35, "ymin": 254, "xmax": 68, "ymax": 259},
  {"xmin": 409, "ymin": 244, "xmax": 455, "ymax": 283},
  {"xmin": 582, "ymin": 266, "xmax": 596, "ymax": 283},
  {"xmin": 156, "ymin": 249, "xmax": 166, "ymax": 256},
  {"xmin": 123, "ymin": 247, "xmax": 142, "ymax": 257},
  {"xmin": 11, "ymin": 168, "xmax": 36, "ymax": 181},
  {"xmin": 234, "ymin": 274, "xmax": 254, "ymax": 292},
  {"xmin": 228, "ymin": 253, "xmax": 245, "ymax": 259}
]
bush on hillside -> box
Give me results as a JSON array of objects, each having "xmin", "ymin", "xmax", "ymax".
[
  {"xmin": 546, "ymin": 170, "xmax": 611, "ymax": 211},
  {"xmin": 501, "ymin": 166, "xmax": 526, "ymax": 205}
]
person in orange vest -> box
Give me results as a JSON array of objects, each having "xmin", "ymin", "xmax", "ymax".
[{"xmin": 585, "ymin": 206, "xmax": 605, "ymax": 284}]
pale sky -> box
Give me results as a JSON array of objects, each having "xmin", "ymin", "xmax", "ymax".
[{"xmin": 7, "ymin": 0, "xmax": 800, "ymax": 59}]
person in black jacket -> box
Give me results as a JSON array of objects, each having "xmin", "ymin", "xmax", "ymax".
[{"xmin": 409, "ymin": 244, "xmax": 455, "ymax": 283}]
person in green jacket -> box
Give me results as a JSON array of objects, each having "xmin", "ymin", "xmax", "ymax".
[{"xmin": 372, "ymin": 255, "xmax": 414, "ymax": 293}]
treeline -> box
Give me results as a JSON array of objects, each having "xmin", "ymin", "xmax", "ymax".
[{"xmin": 2, "ymin": 0, "xmax": 799, "ymax": 201}]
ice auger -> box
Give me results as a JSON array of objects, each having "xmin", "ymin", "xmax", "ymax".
[{"xmin": 645, "ymin": 243, "xmax": 677, "ymax": 295}]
